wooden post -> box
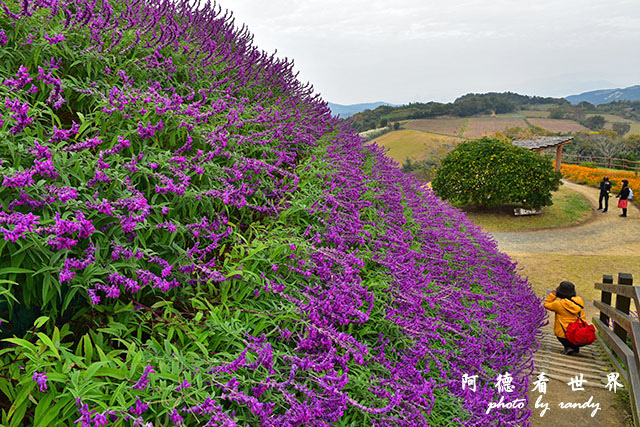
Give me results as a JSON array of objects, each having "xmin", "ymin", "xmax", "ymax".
[
  {"xmin": 601, "ymin": 274, "xmax": 613, "ymax": 326},
  {"xmin": 555, "ymin": 144, "xmax": 563, "ymax": 172},
  {"xmin": 614, "ymin": 273, "xmax": 634, "ymax": 342}
]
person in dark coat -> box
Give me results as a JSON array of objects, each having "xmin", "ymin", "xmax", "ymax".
[
  {"xmin": 616, "ymin": 179, "xmax": 630, "ymax": 217},
  {"xmin": 598, "ymin": 176, "xmax": 612, "ymax": 212}
]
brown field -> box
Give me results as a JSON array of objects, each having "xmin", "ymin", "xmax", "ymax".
[
  {"xmin": 528, "ymin": 118, "xmax": 589, "ymax": 133},
  {"xmin": 404, "ymin": 119, "xmax": 466, "ymax": 136},
  {"xmin": 521, "ymin": 109, "xmax": 550, "ymax": 118},
  {"xmin": 462, "ymin": 117, "xmax": 528, "ymax": 138},
  {"xmin": 369, "ymin": 130, "xmax": 459, "ymax": 163}
]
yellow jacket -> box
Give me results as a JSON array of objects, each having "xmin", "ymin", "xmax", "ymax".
[{"xmin": 544, "ymin": 293, "xmax": 587, "ymax": 338}]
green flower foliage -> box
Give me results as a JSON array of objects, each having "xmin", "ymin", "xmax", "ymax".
[
  {"xmin": 0, "ymin": 1, "xmax": 546, "ymax": 425},
  {"xmin": 432, "ymin": 138, "xmax": 561, "ymax": 209}
]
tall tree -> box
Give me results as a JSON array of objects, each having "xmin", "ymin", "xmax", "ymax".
[
  {"xmin": 612, "ymin": 122, "xmax": 631, "ymax": 137},
  {"xmin": 583, "ymin": 115, "xmax": 606, "ymax": 131}
]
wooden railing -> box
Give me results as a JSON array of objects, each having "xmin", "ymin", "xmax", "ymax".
[
  {"xmin": 564, "ymin": 154, "xmax": 640, "ymax": 174},
  {"xmin": 593, "ymin": 273, "xmax": 640, "ymax": 426}
]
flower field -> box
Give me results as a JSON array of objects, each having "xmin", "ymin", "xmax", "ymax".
[
  {"xmin": 0, "ymin": 1, "xmax": 545, "ymax": 426},
  {"xmin": 560, "ymin": 164, "xmax": 640, "ymax": 196}
]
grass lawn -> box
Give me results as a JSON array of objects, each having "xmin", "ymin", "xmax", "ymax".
[
  {"xmin": 464, "ymin": 185, "xmax": 591, "ymax": 232},
  {"xmin": 588, "ymin": 113, "xmax": 640, "ymax": 135},
  {"xmin": 521, "ymin": 109, "xmax": 550, "ymax": 118},
  {"xmin": 369, "ymin": 130, "xmax": 459, "ymax": 163},
  {"xmin": 510, "ymin": 253, "xmax": 640, "ymax": 303}
]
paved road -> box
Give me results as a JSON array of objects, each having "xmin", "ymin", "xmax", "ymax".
[{"xmin": 489, "ymin": 180, "xmax": 640, "ymax": 256}]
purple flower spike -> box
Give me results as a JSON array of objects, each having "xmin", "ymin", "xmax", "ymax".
[
  {"xmin": 130, "ymin": 398, "xmax": 149, "ymax": 416},
  {"xmin": 133, "ymin": 365, "xmax": 155, "ymax": 391},
  {"xmin": 44, "ymin": 31, "xmax": 66, "ymax": 45},
  {"xmin": 137, "ymin": 120, "xmax": 163, "ymax": 139},
  {"xmin": 92, "ymin": 412, "xmax": 108, "ymax": 427},
  {"xmin": 32, "ymin": 371, "xmax": 48, "ymax": 392},
  {"xmin": 169, "ymin": 409, "xmax": 184, "ymax": 426},
  {"xmin": 175, "ymin": 379, "xmax": 192, "ymax": 391}
]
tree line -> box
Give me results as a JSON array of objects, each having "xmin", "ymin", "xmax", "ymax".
[
  {"xmin": 349, "ymin": 92, "xmax": 566, "ymax": 132},
  {"xmin": 349, "ymin": 92, "xmax": 640, "ymax": 134}
]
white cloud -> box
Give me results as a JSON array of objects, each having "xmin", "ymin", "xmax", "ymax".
[{"xmin": 225, "ymin": 0, "xmax": 640, "ymax": 104}]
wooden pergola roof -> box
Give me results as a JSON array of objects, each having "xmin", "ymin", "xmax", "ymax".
[
  {"xmin": 512, "ymin": 136, "xmax": 573, "ymax": 152},
  {"xmin": 512, "ymin": 136, "xmax": 573, "ymax": 172}
]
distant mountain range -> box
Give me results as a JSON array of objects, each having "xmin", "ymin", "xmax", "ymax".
[
  {"xmin": 565, "ymin": 85, "xmax": 640, "ymax": 105},
  {"xmin": 329, "ymin": 85, "xmax": 640, "ymax": 117},
  {"xmin": 327, "ymin": 102, "xmax": 396, "ymax": 118}
]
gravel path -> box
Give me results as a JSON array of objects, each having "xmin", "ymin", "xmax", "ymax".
[
  {"xmin": 489, "ymin": 180, "xmax": 640, "ymax": 256},
  {"xmin": 487, "ymin": 180, "xmax": 636, "ymax": 425}
]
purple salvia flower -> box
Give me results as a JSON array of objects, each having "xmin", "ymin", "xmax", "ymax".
[
  {"xmin": 29, "ymin": 140, "xmax": 52, "ymax": 160},
  {"xmin": 43, "ymin": 31, "xmax": 66, "ymax": 45},
  {"xmin": 156, "ymin": 222, "xmax": 177, "ymax": 233},
  {"xmin": 32, "ymin": 371, "xmax": 47, "ymax": 392},
  {"xmin": 74, "ymin": 399, "xmax": 96, "ymax": 427},
  {"xmin": 92, "ymin": 412, "xmax": 108, "ymax": 427},
  {"xmin": 62, "ymin": 136, "xmax": 103, "ymax": 153},
  {"xmin": 0, "ymin": 212, "xmax": 39, "ymax": 242},
  {"xmin": 46, "ymin": 186, "xmax": 78, "ymax": 204},
  {"xmin": 86, "ymin": 289, "xmax": 100, "ymax": 305},
  {"xmin": 169, "ymin": 409, "xmax": 183, "ymax": 426},
  {"xmin": 4, "ymin": 65, "xmax": 32, "ymax": 90},
  {"xmin": 137, "ymin": 120, "xmax": 163, "ymax": 139},
  {"xmin": 130, "ymin": 398, "xmax": 149, "ymax": 416},
  {"xmin": 59, "ymin": 267, "xmax": 76, "ymax": 283},
  {"xmin": 133, "ymin": 365, "xmax": 155, "ymax": 391},
  {"xmin": 49, "ymin": 123, "xmax": 80, "ymax": 143},
  {"xmin": 2, "ymin": 169, "xmax": 35, "ymax": 188},
  {"xmin": 4, "ymin": 97, "xmax": 33, "ymax": 134},
  {"xmin": 175, "ymin": 379, "xmax": 192, "ymax": 391}
]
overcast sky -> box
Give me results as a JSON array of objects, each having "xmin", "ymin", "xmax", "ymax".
[{"xmin": 226, "ymin": 0, "xmax": 640, "ymax": 105}]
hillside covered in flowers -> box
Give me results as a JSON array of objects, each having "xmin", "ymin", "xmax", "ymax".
[{"xmin": 0, "ymin": 0, "xmax": 545, "ymax": 425}]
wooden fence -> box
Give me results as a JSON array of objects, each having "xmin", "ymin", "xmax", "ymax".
[
  {"xmin": 564, "ymin": 154, "xmax": 640, "ymax": 174},
  {"xmin": 593, "ymin": 273, "xmax": 640, "ymax": 426}
]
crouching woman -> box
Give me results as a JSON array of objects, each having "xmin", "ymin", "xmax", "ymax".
[{"xmin": 544, "ymin": 281, "xmax": 587, "ymax": 355}]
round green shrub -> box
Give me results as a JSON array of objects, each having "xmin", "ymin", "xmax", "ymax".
[{"xmin": 432, "ymin": 137, "xmax": 561, "ymax": 209}]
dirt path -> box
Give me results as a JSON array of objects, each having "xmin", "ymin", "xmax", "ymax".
[
  {"xmin": 490, "ymin": 180, "xmax": 640, "ymax": 256},
  {"xmin": 485, "ymin": 180, "xmax": 636, "ymax": 426}
]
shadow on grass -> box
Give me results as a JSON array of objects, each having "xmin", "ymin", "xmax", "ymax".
[{"xmin": 461, "ymin": 186, "xmax": 592, "ymax": 232}]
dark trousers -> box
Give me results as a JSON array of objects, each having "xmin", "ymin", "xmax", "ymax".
[
  {"xmin": 622, "ymin": 208, "xmax": 628, "ymax": 217},
  {"xmin": 599, "ymin": 193, "xmax": 608, "ymax": 210},
  {"xmin": 557, "ymin": 337, "xmax": 584, "ymax": 352}
]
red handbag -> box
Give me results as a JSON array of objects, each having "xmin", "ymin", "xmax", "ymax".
[{"xmin": 563, "ymin": 299, "xmax": 596, "ymax": 346}]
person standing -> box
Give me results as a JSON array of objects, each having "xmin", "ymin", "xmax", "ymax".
[
  {"xmin": 616, "ymin": 179, "xmax": 630, "ymax": 217},
  {"xmin": 544, "ymin": 281, "xmax": 587, "ymax": 355},
  {"xmin": 598, "ymin": 176, "xmax": 612, "ymax": 212}
]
